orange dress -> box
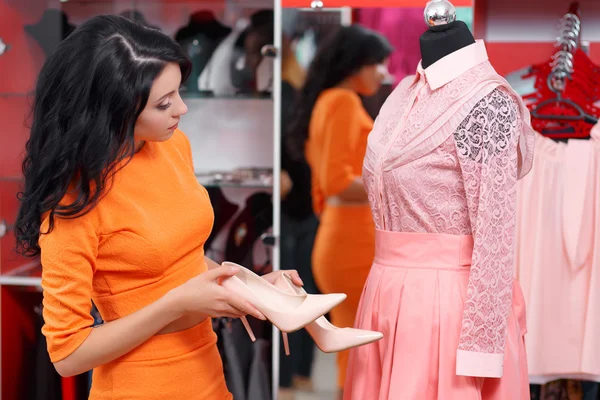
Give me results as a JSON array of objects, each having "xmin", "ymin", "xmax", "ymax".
[
  {"xmin": 305, "ymin": 88, "xmax": 376, "ymax": 388},
  {"xmin": 39, "ymin": 130, "xmax": 232, "ymax": 399}
]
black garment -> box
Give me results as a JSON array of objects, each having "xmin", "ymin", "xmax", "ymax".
[
  {"xmin": 31, "ymin": 308, "xmax": 62, "ymax": 400},
  {"xmin": 281, "ymin": 81, "xmax": 313, "ymax": 221},
  {"xmin": 205, "ymin": 187, "xmax": 239, "ymax": 251},
  {"xmin": 278, "ymin": 213, "xmax": 319, "ymax": 387},
  {"xmin": 25, "ymin": 9, "xmax": 75, "ymax": 58},
  {"xmin": 175, "ymin": 11, "xmax": 231, "ymax": 94},
  {"xmin": 224, "ymin": 192, "xmax": 272, "ymax": 267},
  {"xmin": 119, "ymin": 10, "xmax": 160, "ymax": 30}
]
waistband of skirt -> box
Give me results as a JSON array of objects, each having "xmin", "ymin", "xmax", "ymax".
[
  {"xmin": 374, "ymin": 230, "xmax": 474, "ymax": 269},
  {"xmin": 117, "ymin": 318, "xmax": 217, "ymax": 362}
]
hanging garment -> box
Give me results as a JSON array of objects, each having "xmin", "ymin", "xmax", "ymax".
[
  {"xmin": 224, "ymin": 192, "xmax": 272, "ymax": 268},
  {"xmin": 214, "ymin": 318, "xmax": 272, "ymax": 400},
  {"xmin": 175, "ymin": 11, "xmax": 231, "ymax": 94},
  {"xmin": 356, "ymin": 8, "xmax": 426, "ymax": 84},
  {"xmin": 204, "ymin": 187, "xmax": 239, "ymax": 251},
  {"xmin": 24, "ymin": 9, "xmax": 75, "ymax": 58},
  {"xmin": 344, "ymin": 40, "xmax": 535, "ymax": 399},
  {"xmin": 516, "ymin": 126, "xmax": 600, "ymax": 383},
  {"xmin": 198, "ymin": 19, "xmax": 250, "ymax": 96},
  {"xmin": 31, "ymin": 307, "xmax": 62, "ymax": 400}
]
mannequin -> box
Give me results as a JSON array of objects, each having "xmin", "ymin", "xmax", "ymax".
[
  {"xmin": 25, "ymin": 9, "xmax": 76, "ymax": 58},
  {"xmin": 174, "ymin": 11, "xmax": 231, "ymax": 94},
  {"xmin": 343, "ymin": 1, "xmax": 536, "ymax": 398},
  {"xmin": 119, "ymin": 10, "xmax": 160, "ymax": 31},
  {"xmin": 419, "ymin": 0, "xmax": 474, "ymax": 69}
]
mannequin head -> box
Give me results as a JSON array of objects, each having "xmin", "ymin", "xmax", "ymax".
[
  {"xmin": 286, "ymin": 25, "xmax": 393, "ymax": 160},
  {"xmin": 15, "ymin": 15, "xmax": 191, "ymax": 257}
]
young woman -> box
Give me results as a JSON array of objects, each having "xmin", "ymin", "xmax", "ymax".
[
  {"xmin": 14, "ymin": 15, "xmax": 302, "ymax": 399},
  {"xmin": 286, "ymin": 25, "xmax": 393, "ymax": 397}
]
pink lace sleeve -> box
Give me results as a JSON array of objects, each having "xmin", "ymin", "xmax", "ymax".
[{"xmin": 453, "ymin": 87, "xmax": 520, "ymax": 378}]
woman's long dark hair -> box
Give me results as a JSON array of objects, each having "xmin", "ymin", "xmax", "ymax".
[
  {"xmin": 286, "ymin": 25, "xmax": 393, "ymax": 160},
  {"xmin": 15, "ymin": 15, "xmax": 191, "ymax": 257}
]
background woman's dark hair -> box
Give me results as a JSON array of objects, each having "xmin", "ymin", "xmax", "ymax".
[
  {"xmin": 286, "ymin": 25, "xmax": 393, "ymax": 160},
  {"xmin": 14, "ymin": 15, "xmax": 191, "ymax": 257}
]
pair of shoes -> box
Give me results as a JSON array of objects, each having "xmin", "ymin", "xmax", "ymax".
[
  {"xmin": 273, "ymin": 271, "xmax": 383, "ymax": 355},
  {"xmin": 219, "ymin": 263, "xmax": 383, "ymax": 354},
  {"xmin": 219, "ymin": 262, "xmax": 346, "ymax": 336}
]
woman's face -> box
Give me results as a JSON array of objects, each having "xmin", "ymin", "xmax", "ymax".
[
  {"xmin": 135, "ymin": 62, "xmax": 188, "ymax": 145},
  {"xmin": 351, "ymin": 59, "xmax": 389, "ymax": 97}
]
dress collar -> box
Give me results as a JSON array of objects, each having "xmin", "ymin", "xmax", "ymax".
[{"xmin": 416, "ymin": 40, "xmax": 489, "ymax": 90}]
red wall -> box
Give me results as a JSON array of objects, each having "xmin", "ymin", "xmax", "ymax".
[{"xmin": 0, "ymin": 2, "xmax": 44, "ymax": 399}]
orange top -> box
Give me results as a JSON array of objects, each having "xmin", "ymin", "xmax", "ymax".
[
  {"xmin": 305, "ymin": 88, "xmax": 374, "ymax": 215},
  {"xmin": 39, "ymin": 130, "xmax": 214, "ymax": 363}
]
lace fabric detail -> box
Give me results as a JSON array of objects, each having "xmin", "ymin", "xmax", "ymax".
[
  {"xmin": 392, "ymin": 63, "xmax": 490, "ymax": 151},
  {"xmin": 364, "ymin": 62, "xmax": 499, "ymax": 175},
  {"xmin": 454, "ymin": 88, "xmax": 520, "ymax": 355},
  {"xmin": 365, "ymin": 137, "xmax": 471, "ymax": 233}
]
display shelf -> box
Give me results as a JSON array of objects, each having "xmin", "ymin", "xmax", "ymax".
[
  {"xmin": 0, "ymin": 276, "xmax": 42, "ymax": 288},
  {"xmin": 0, "ymin": 261, "xmax": 41, "ymax": 288},
  {"xmin": 282, "ymin": 0, "xmax": 472, "ymax": 6}
]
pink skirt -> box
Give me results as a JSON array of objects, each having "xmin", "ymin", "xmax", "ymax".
[{"xmin": 344, "ymin": 231, "xmax": 530, "ymax": 400}]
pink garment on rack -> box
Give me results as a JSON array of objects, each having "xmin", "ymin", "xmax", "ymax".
[
  {"xmin": 356, "ymin": 8, "xmax": 426, "ymax": 84},
  {"xmin": 344, "ymin": 40, "xmax": 535, "ymax": 399},
  {"xmin": 516, "ymin": 127, "xmax": 600, "ymax": 384}
]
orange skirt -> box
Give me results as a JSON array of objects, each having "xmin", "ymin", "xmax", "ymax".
[
  {"xmin": 312, "ymin": 205, "xmax": 375, "ymax": 388},
  {"xmin": 89, "ymin": 319, "xmax": 232, "ymax": 399}
]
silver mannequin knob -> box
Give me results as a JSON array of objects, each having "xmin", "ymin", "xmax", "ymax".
[{"xmin": 424, "ymin": 0, "xmax": 457, "ymax": 27}]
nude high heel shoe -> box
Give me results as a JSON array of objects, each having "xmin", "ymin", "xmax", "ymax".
[
  {"xmin": 274, "ymin": 272, "xmax": 383, "ymax": 355},
  {"xmin": 219, "ymin": 262, "xmax": 347, "ymax": 341}
]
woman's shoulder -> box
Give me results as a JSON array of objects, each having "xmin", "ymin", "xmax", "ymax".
[
  {"xmin": 319, "ymin": 88, "xmax": 362, "ymax": 108},
  {"xmin": 314, "ymin": 89, "xmax": 362, "ymax": 120}
]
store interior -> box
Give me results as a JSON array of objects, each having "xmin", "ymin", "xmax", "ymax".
[{"xmin": 1, "ymin": 0, "xmax": 600, "ymax": 399}]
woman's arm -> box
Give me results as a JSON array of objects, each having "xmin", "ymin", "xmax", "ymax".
[
  {"xmin": 54, "ymin": 264, "xmax": 257, "ymax": 377},
  {"xmin": 54, "ymin": 290, "xmax": 183, "ymax": 377},
  {"xmin": 317, "ymin": 93, "xmax": 369, "ymax": 204},
  {"xmin": 335, "ymin": 177, "xmax": 368, "ymax": 203}
]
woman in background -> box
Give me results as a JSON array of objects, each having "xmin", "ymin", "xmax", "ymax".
[{"xmin": 287, "ymin": 25, "xmax": 393, "ymax": 398}]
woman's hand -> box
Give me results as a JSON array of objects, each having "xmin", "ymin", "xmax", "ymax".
[
  {"xmin": 170, "ymin": 264, "xmax": 266, "ymax": 320},
  {"xmin": 261, "ymin": 269, "xmax": 304, "ymax": 287}
]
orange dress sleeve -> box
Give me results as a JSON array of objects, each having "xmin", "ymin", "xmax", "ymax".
[
  {"xmin": 39, "ymin": 211, "xmax": 98, "ymax": 363},
  {"xmin": 317, "ymin": 93, "xmax": 363, "ymax": 197}
]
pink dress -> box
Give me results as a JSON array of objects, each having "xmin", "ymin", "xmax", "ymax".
[
  {"xmin": 516, "ymin": 126, "xmax": 600, "ymax": 384},
  {"xmin": 344, "ymin": 41, "xmax": 536, "ymax": 399}
]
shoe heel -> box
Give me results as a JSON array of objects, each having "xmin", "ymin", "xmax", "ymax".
[
  {"xmin": 240, "ymin": 316, "xmax": 256, "ymax": 342},
  {"xmin": 282, "ymin": 332, "xmax": 290, "ymax": 356}
]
